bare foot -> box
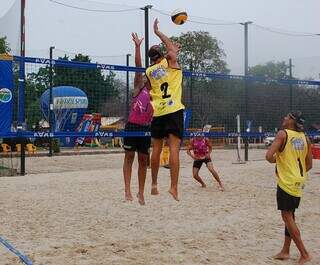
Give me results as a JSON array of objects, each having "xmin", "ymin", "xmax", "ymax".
[
  {"xmin": 273, "ymin": 252, "xmax": 290, "ymax": 260},
  {"xmin": 125, "ymin": 192, "xmax": 133, "ymax": 201},
  {"xmin": 168, "ymin": 188, "xmax": 179, "ymax": 201},
  {"xmin": 296, "ymin": 255, "xmax": 312, "ymax": 265},
  {"xmin": 151, "ymin": 185, "xmax": 159, "ymax": 195},
  {"xmin": 136, "ymin": 193, "xmax": 145, "ymax": 206},
  {"xmin": 218, "ymin": 185, "xmax": 225, "ymax": 192},
  {"xmin": 201, "ymin": 183, "xmax": 207, "ymax": 188}
]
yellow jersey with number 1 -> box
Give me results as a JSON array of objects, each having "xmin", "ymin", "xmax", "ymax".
[
  {"xmin": 146, "ymin": 58, "xmax": 184, "ymax": 117},
  {"xmin": 276, "ymin": 129, "xmax": 308, "ymax": 197}
]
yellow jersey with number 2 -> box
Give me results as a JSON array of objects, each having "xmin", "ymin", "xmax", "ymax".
[
  {"xmin": 146, "ymin": 58, "xmax": 184, "ymax": 117},
  {"xmin": 276, "ymin": 129, "xmax": 308, "ymax": 197}
]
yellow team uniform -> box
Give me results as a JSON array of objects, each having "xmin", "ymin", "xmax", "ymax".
[
  {"xmin": 276, "ymin": 129, "xmax": 308, "ymax": 197},
  {"xmin": 146, "ymin": 58, "xmax": 184, "ymax": 117}
]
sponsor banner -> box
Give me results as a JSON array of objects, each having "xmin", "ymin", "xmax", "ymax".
[
  {"xmin": 53, "ymin": 96, "xmax": 88, "ymax": 109},
  {"xmin": 0, "ymin": 60, "xmax": 13, "ymax": 133},
  {"xmin": 4, "ymin": 130, "xmax": 320, "ymax": 139}
]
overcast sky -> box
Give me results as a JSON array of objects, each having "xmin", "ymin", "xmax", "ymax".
[{"xmin": 1, "ymin": 0, "xmax": 320, "ymax": 79}]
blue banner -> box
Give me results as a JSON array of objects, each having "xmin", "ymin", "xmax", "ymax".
[
  {"xmin": 0, "ymin": 58, "xmax": 13, "ymax": 133},
  {"xmin": 1, "ymin": 130, "xmax": 320, "ymax": 139},
  {"xmin": 183, "ymin": 109, "xmax": 192, "ymax": 129}
]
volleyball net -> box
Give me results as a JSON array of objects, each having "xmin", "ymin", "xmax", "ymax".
[
  {"xmin": 1, "ymin": 55, "xmax": 320, "ymax": 140},
  {"xmin": 0, "ymin": 54, "xmax": 320, "ymax": 175},
  {"xmin": 7, "ymin": 55, "xmax": 320, "ymax": 130}
]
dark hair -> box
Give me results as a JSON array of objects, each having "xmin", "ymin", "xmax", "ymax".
[
  {"xmin": 288, "ymin": 111, "xmax": 305, "ymax": 131},
  {"xmin": 147, "ymin": 45, "xmax": 163, "ymax": 62}
]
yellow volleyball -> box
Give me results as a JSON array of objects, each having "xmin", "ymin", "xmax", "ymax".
[{"xmin": 171, "ymin": 9, "xmax": 188, "ymax": 25}]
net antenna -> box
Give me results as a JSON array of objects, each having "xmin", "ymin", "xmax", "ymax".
[{"xmin": 233, "ymin": 114, "xmax": 246, "ymax": 164}]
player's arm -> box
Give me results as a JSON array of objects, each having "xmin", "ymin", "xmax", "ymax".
[
  {"xmin": 132, "ymin": 32, "xmax": 144, "ymax": 97},
  {"xmin": 153, "ymin": 18, "xmax": 180, "ymax": 68},
  {"xmin": 206, "ymin": 138, "xmax": 212, "ymax": 158},
  {"xmin": 305, "ymin": 136, "xmax": 313, "ymax": 172},
  {"xmin": 186, "ymin": 140, "xmax": 195, "ymax": 159},
  {"xmin": 265, "ymin": 130, "xmax": 286, "ymax": 163},
  {"xmin": 206, "ymin": 138, "xmax": 212, "ymax": 153}
]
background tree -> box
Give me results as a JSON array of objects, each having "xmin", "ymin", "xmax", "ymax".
[
  {"xmin": 0, "ymin": 36, "xmax": 11, "ymax": 53},
  {"xmin": 249, "ymin": 61, "xmax": 290, "ymax": 79},
  {"xmin": 167, "ymin": 31, "xmax": 231, "ymax": 128},
  {"xmin": 53, "ymin": 54, "xmax": 120, "ymax": 114},
  {"xmin": 171, "ymin": 31, "xmax": 229, "ymax": 73},
  {"xmin": 26, "ymin": 54, "xmax": 122, "ymax": 129},
  {"xmin": 249, "ymin": 61, "xmax": 320, "ymax": 130}
]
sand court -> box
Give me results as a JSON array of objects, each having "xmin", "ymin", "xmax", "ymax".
[{"xmin": 0, "ymin": 149, "xmax": 319, "ymax": 265}]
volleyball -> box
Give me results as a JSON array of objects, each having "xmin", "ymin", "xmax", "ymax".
[{"xmin": 171, "ymin": 9, "xmax": 188, "ymax": 25}]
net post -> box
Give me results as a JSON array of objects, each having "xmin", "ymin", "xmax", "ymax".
[
  {"xmin": 233, "ymin": 114, "xmax": 245, "ymax": 164},
  {"xmin": 48, "ymin": 46, "xmax": 55, "ymax": 157}
]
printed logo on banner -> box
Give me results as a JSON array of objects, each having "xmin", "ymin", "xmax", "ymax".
[
  {"xmin": 190, "ymin": 132, "xmax": 205, "ymax": 137},
  {"xmin": 0, "ymin": 88, "xmax": 12, "ymax": 103},
  {"xmin": 35, "ymin": 58, "xmax": 55, "ymax": 65},
  {"xmin": 94, "ymin": 131, "xmax": 114, "ymax": 137},
  {"xmin": 97, "ymin": 64, "xmax": 115, "ymax": 70},
  {"xmin": 33, "ymin": 132, "xmax": 54, "ymax": 137}
]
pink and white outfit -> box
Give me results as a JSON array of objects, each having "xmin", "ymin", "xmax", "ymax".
[
  {"xmin": 128, "ymin": 86, "xmax": 153, "ymax": 126},
  {"xmin": 191, "ymin": 137, "xmax": 210, "ymax": 159},
  {"xmin": 123, "ymin": 86, "xmax": 153, "ymax": 154}
]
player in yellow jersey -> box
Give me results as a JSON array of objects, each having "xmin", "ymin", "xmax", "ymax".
[
  {"xmin": 146, "ymin": 18, "xmax": 184, "ymax": 201},
  {"xmin": 266, "ymin": 111, "xmax": 312, "ymax": 265}
]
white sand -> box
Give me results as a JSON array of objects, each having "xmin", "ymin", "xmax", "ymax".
[{"xmin": 0, "ymin": 149, "xmax": 319, "ymax": 265}]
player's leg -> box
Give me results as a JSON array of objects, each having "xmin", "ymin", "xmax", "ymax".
[
  {"xmin": 136, "ymin": 135, "xmax": 151, "ymax": 205},
  {"xmin": 168, "ymin": 133, "xmax": 181, "ymax": 200},
  {"xmin": 192, "ymin": 161, "xmax": 206, "ymax": 187},
  {"xmin": 150, "ymin": 116, "xmax": 164, "ymax": 195},
  {"xmin": 123, "ymin": 149, "xmax": 135, "ymax": 201},
  {"xmin": 206, "ymin": 160, "xmax": 224, "ymax": 191}
]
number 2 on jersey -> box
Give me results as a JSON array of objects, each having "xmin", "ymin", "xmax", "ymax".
[{"xmin": 160, "ymin": 82, "xmax": 171, "ymax": 99}]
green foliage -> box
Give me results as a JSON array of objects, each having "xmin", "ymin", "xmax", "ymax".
[
  {"xmin": 0, "ymin": 36, "xmax": 11, "ymax": 53},
  {"xmin": 52, "ymin": 139, "xmax": 60, "ymax": 153},
  {"xmin": 25, "ymin": 53, "xmax": 121, "ymax": 129},
  {"xmin": 167, "ymin": 31, "xmax": 230, "ymax": 127},
  {"xmin": 26, "ymin": 67, "xmax": 51, "ymax": 128},
  {"xmin": 171, "ymin": 31, "xmax": 229, "ymax": 73},
  {"xmin": 249, "ymin": 61, "xmax": 290, "ymax": 79},
  {"xmin": 52, "ymin": 54, "xmax": 120, "ymax": 114},
  {"xmin": 184, "ymin": 78, "xmax": 245, "ymax": 129},
  {"xmin": 25, "ymin": 99, "xmax": 42, "ymax": 128}
]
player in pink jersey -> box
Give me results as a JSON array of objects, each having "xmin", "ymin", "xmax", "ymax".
[
  {"xmin": 122, "ymin": 33, "xmax": 153, "ymax": 205},
  {"xmin": 187, "ymin": 132, "xmax": 224, "ymax": 191}
]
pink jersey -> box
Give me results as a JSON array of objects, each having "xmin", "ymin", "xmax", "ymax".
[
  {"xmin": 192, "ymin": 137, "xmax": 209, "ymax": 157},
  {"xmin": 128, "ymin": 86, "xmax": 153, "ymax": 125}
]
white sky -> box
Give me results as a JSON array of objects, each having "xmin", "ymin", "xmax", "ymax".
[{"xmin": 1, "ymin": 0, "xmax": 320, "ymax": 79}]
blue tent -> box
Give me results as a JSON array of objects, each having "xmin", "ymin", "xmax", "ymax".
[{"xmin": 40, "ymin": 86, "xmax": 88, "ymax": 132}]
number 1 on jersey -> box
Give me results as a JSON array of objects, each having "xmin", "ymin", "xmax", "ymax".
[{"xmin": 297, "ymin": 158, "xmax": 303, "ymax": 177}]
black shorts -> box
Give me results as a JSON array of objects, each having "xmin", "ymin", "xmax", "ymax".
[
  {"xmin": 277, "ymin": 186, "xmax": 300, "ymax": 211},
  {"xmin": 151, "ymin": 109, "xmax": 184, "ymax": 139},
  {"xmin": 123, "ymin": 122, "xmax": 151, "ymax": 155},
  {"xmin": 193, "ymin": 158, "xmax": 212, "ymax": 169}
]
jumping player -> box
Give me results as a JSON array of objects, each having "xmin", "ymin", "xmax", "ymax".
[
  {"xmin": 122, "ymin": 33, "xmax": 153, "ymax": 205},
  {"xmin": 146, "ymin": 18, "xmax": 184, "ymax": 201}
]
